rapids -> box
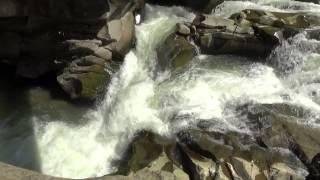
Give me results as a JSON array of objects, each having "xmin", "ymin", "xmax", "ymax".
[{"xmin": 0, "ymin": 0, "xmax": 320, "ymax": 178}]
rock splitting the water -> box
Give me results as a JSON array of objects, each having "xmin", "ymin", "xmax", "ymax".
[
  {"xmin": 157, "ymin": 28, "xmax": 196, "ymax": 70},
  {"xmin": 0, "ymin": 0, "xmax": 145, "ymax": 101}
]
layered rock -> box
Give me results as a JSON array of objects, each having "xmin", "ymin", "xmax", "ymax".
[
  {"xmin": 0, "ymin": 0, "xmax": 145, "ymax": 101},
  {"xmin": 148, "ymin": 0, "xmax": 224, "ymax": 13},
  {"xmin": 157, "ymin": 8, "xmax": 320, "ymax": 70}
]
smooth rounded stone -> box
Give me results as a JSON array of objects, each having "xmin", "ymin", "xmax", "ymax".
[{"xmin": 176, "ymin": 23, "xmax": 190, "ymax": 36}]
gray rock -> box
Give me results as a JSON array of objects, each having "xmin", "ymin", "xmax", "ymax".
[
  {"xmin": 176, "ymin": 23, "xmax": 191, "ymax": 36},
  {"xmin": 157, "ymin": 33, "xmax": 196, "ymax": 70},
  {"xmin": 148, "ymin": 0, "xmax": 224, "ymax": 13}
]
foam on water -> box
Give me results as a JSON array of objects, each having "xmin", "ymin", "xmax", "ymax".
[
  {"xmin": 25, "ymin": 2, "xmax": 320, "ymax": 178},
  {"xmin": 31, "ymin": 5, "xmax": 195, "ymax": 178},
  {"xmin": 214, "ymin": 0, "xmax": 320, "ymax": 18}
]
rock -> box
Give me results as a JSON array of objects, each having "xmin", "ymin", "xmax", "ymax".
[
  {"xmin": 57, "ymin": 55, "xmax": 118, "ymax": 101},
  {"xmin": 294, "ymin": 0, "xmax": 320, "ymax": 4},
  {"xmin": 107, "ymin": 11, "xmax": 136, "ymax": 56},
  {"xmin": 157, "ymin": 33, "xmax": 196, "ymax": 70},
  {"xmin": 191, "ymin": 14, "xmax": 276, "ymax": 57},
  {"xmin": 176, "ymin": 23, "xmax": 191, "ymax": 36},
  {"xmin": 242, "ymin": 103, "xmax": 320, "ymax": 179},
  {"xmin": 115, "ymin": 132, "xmax": 189, "ymax": 180},
  {"xmin": 177, "ymin": 124, "xmax": 309, "ymax": 180},
  {"xmin": 197, "ymin": 31, "xmax": 273, "ymax": 57},
  {"xmin": 231, "ymin": 9, "xmax": 320, "ymax": 31},
  {"xmin": 0, "ymin": 0, "xmax": 145, "ymax": 101},
  {"xmin": 148, "ymin": 0, "xmax": 224, "ymax": 13},
  {"xmin": 0, "ymin": 161, "xmax": 178, "ymax": 180},
  {"xmin": 306, "ymin": 28, "xmax": 320, "ymax": 40}
]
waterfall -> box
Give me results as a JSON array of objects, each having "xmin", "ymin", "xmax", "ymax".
[{"xmin": 0, "ymin": 0, "xmax": 320, "ymax": 179}]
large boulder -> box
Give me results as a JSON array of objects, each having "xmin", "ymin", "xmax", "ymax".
[
  {"xmin": 192, "ymin": 14, "xmax": 276, "ymax": 57},
  {"xmin": 157, "ymin": 25, "xmax": 197, "ymax": 70},
  {"xmin": 148, "ymin": 0, "xmax": 224, "ymax": 13},
  {"xmin": 0, "ymin": 0, "xmax": 145, "ymax": 101},
  {"xmin": 243, "ymin": 103, "xmax": 320, "ymax": 179}
]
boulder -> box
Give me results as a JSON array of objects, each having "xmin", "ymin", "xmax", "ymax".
[
  {"xmin": 115, "ymin": 132, "xmax": 189, "ymax": 179},
  {"xmin": 148, "ymin": 0, "xmax": 224, "ymax": 13},
  {"xmin": 192, "ymin": 15, "xmax": 275, "ymax": 57},
  {"xmin": 157, "ymin": 33, "xmax": 196, "ymax": 70},
  {"xmin": 176, "ymin": 23, "xmax": 191, "ymax": 36},
  {"xmin": 0, "ymin": 0, "xmax": 145, "ymax": 101},
  {"xmin": 294, "ymin": 0, "xmax": 320, "ymax": 4},
  {"xmin": 241, "ymin": 103, "xmax": 320, "ymax": 179},
  {"xmin": 178, "ymin": 128, "xmax": 308, "ymax": 179}
]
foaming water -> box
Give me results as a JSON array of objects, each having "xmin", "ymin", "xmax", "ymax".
[
  {"xmin": 31, "ymin": 5, "xmax": 195, "ymax": 178},
  {"xmin": 214, "ymin": 0, "xmax": 320, "ymax": 18}
]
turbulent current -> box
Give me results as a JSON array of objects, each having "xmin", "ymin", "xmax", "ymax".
[{"xmin": 1, "ymin": 0, "xmax": 320, "ymax": 179}]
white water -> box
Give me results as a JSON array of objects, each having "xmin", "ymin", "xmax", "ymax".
[{"xmin": 1, "ymin": 0, "xmax": 320, "ymax": 179}]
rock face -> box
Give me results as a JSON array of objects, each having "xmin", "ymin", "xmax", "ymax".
[
  {"xmin": 148, "ymin": 0, "xmax": 224, "ymax": 13},
  {"xmin": 157, "ymin": 24, "xmax": 196, "ymax": 70},
  {"xmin": 157, "ymin": 8, "xmax": 320, "ymax": 70},
  {"xmin": 122, "ymin": 103, "xmax": 320, "ymax": 180},
  {"xmin": 0, "ymin": 0, "xmax": 145, "ymax": 101},
  {"xmin": 109, "ymin": 103, "xmax": 318, "ymax": 180}
]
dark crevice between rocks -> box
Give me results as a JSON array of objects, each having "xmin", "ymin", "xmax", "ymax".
[
  {"xmin": 288, "ymin": 137, "xmax": 320, "ymax": 180},
  {"xmin": 175, "ymin": 143, "xmax": 200, "ymax": 180}
]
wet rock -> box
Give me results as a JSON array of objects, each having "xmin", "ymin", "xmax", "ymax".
[
  {"xmin": 306, "ymin": 28, "xmax": 320, "ymax": 40},
  {"xmin": 148, "ymin": 0, "xmax": 224, "ymax": 13},
  {"xmin": 192, "ymin": 14, "xmax": 276, "ymax": 57},
  {"xmin": 177, "ymin": 125, "xmax": 309, "ymax": 180},
  {"xmin": 0, "ymin": 0, "xmax": 145, "ymax": 101},
  {"xmin": 176, "ymin": 23, "xmax": 191, "ymax": 36},
  {"xmin": 157, "ymin": 33, "xmax": 196, "ymax": 70},
  {"xmin": 241, "ymin": 103, "xmax": 320, "ymax": 179},
  {"xmin": 295, "ymin": 0, "xmax": 320, "ymax": 4},
  {"xmin": 107, "ymin": 11, "xmax": 136, "ymax": 56},
  {"xmin": 57, "ymin": 55, "xmax": 119, "ymax": 101},
  {"xmin": 116, "ymin": 132, "xmax": 189, "ymax": 179}
]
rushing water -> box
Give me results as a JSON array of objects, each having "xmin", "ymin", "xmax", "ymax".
[{"xmin": 0, "ymin": 0, "xmax": 320, "ymax": 179}]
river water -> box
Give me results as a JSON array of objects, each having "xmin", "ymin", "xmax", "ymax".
[{"xmin": 0, "ymin": 0, "xmax": 320, "ymax": 179}]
